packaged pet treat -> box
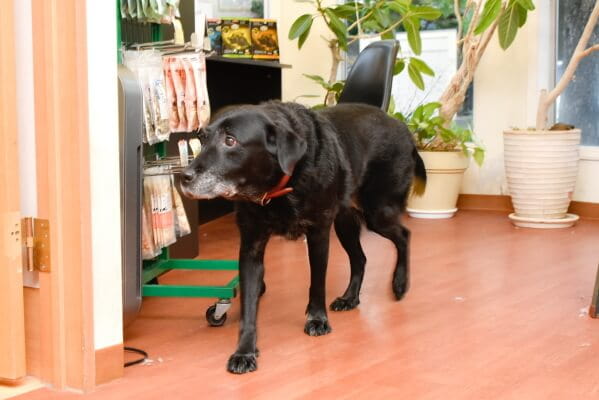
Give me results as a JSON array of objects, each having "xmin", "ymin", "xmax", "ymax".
[
  {"xmin": 163, "ymin": 57, "xmax": 179, "ymax": 132},
  {"xmin": 188, "ymin": 54, "xmax": 210, "ymax": 128},
  {"xmin": 207, "ymin": 18, "xmax": 222, "ymax": 55},
  {"xmin": 169, "ymin": 57, "xmax": 188, "ymax": 132},
  {"xmin": 250, "ymin": 19, "xmax": 280, "ymax": 60},
  {"xmin": 182, "ymin": 57, "xmax": 199, "ymax": 132},
  {"xmin": 147, "ymin": 55, "xmax": 170, "ymax": 141},
  {"xmin": 221, "ymin": 18, "xmax": 252, "ymax": 58},
  {"xmin": 170, "ymin": 175, "xmax": 191, "ymax": 238}
]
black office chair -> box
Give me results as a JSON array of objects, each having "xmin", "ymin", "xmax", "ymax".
[{"xmin": 337, "ymin": 40, "xmax": 399, "ymax": 111}]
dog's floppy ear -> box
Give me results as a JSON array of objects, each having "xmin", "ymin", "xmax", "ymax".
[{"xmin": 265, "ymin": 121, "xmax": 307, "ymax": 176}]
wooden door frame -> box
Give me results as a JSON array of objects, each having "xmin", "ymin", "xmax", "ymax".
[
  {"xmin": 27, "ymin": 0, "xmax": 96, "ymax": 391},
  {"xmin": 0, "ymin": 0, "xmax": 26, "ymax": 383}
]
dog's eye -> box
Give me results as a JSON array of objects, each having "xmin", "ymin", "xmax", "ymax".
[{"xmin": 224, "ymin": 135, "xmax": 237, "ymax": 147}]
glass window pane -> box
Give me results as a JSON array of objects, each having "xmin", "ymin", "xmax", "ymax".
[{"xmin": 556, "ymin": 0, "xmax": 599, "ymax": 145}]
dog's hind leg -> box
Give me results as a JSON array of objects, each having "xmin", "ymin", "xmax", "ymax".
[
  {"xmin": 363, "ymin": 203, "xmax": 410, "ymax": 301},
  {"xmin": 304, "ymin": 224, "xmax": 333, "ymax": 336},
  {"xmin": 330, "ymin": 207, "xmax": 366, "ymax": 311}
]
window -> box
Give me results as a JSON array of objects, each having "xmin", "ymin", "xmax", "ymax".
[
  {"xmin": 195, "ymin": 0, "xmax": 267, "ymax": 18},
  {"xmin": 556, "ymin": 0, "xmax": 599, "ymax": 146}
]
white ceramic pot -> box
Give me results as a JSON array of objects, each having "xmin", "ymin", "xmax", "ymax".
[
  {"xmin": 407, "ymin": 151, "xmax": 469, "ymax": 219},
  {"xmin": 503, "ymin": 129, "xmax": 581, "ymax": 228}
]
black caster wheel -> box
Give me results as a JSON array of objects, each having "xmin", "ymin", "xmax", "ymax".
[
  {"xmin": 260, "ymin": 281, "xmax": 266, "ymax": 297},
  {"xmin": 206, "ymin": 304, "xmax": 227, "ymax": 327}
]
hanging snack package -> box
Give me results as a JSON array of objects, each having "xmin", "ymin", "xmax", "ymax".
[
  {"xmin": 169, "ymin": 57, "xmax": 188, "ymax": 132},
  {"xmin": 137, "ymin": 64, "xmax": 159, "ymax": 144},
  {"xmin": 147, "ymin": 54, "xmax": 170, "ymax": 142},
  {"xmin": 157, "ymin": 172, "xmax": 177, "ymax": 247},
  {"xmin": 163, "ymin": 57, "xmax": 180, "ymax": 132},
  {"xmin": 170, "ymin": 175, "xmax": 191, "ymax": 238},
  {"xmin": 221, "ymin": 18, "xmax": 252, "ymax": 58},
  {"xmin": 178, "ymin": 139, "xmax": 189, "ymax": 167},
  {"xmin": 250, "ymin": 19, "xmax": 280, "ymax": 60},
  {"xmin": 127, "ymin": 0, "xmax": 137, "ymax": 19},
  {"xmin": 189, "ymin": 54, "xmax": 210, "ymax": 128},
  {"xmin": 141, "ymin": 201, "xmax": 160, "ymax": 260},
  {"xmin": 207, "ymin": 18, "xmax": 222, "ymax": 55},
  {"xmin": 182, "ymin": 57, "xmax": 199, "ymax": 132},
  {"xmin": 120, "ymin": 0, "xmax": 128, "ymax": 18}
]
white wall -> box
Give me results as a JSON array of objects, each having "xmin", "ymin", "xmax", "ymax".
[
  {"xmin": 86, "ymin": 1, "xmax": 124, "ymax": 350},
  {"xmin": 14, "ymin": 0, "xmax": 39, "ymax": 288},
  {"xmin": 271, "ymin": 0, "xmax": 337, "ymax": 105}
]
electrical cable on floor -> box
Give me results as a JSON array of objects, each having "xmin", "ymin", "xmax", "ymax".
[{"xmin": 124, "ymin": 346, "xmax": 148, "ymax": 367}]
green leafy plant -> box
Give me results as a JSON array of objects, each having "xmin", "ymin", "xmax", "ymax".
[
  {"xmin": 288, "ymin": 0, "xmax": 442, "ymax": 105},
  {"xmin": 392, "ymin": 101, "xmax": 485, "ymax": 166}
]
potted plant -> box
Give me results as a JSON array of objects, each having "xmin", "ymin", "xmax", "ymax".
[
  {"xmin": 289, "ymin": 1, "xmax": 534, "ymax": 218},
  {"xmin": 391, "ymin": 101, "xmax": 484, "ymax": 218},
  {"xmin": 503, "ymin": 0, "xmax": 599, "ymax": 228}
]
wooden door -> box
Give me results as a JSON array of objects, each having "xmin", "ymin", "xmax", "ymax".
[{"xmin": 0, "ymin": 0, "xmax": 27, "ymax": 382}]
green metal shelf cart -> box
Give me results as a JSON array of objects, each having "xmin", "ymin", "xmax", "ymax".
[{"xmin": 118, "ymin": 4, "xmax": 239, "ymax": 327}]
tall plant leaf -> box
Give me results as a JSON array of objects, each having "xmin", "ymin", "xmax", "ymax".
[
  {"xmin": 410, "ymin": 6, "xmax": 442, "ymax": 21},
  {"xmin": 474, "ymin": 0, "xmax": 502, "ymax": 35},
  {"xmin": 324, "ymin": 8, "xmax": 348, "ymax": 50},
  {"xmin": 388, "ymin": 0, "xmax": 409, "ymax": 15},
  {"xmin": 410, "ymin": 57, "xmax": 434, "ymax": 76},
  {"xmin": 516, "ymin": 3, "xmax": 528, "ymax": 27},
  {"xmin": 289, "ymin": 14, "xmax": 313, "ymax": 39},
  {"xmin": 298, "ymin": 24, "xmax": 312, "ymax": 49},
  {"xmin": 374, "ymin": 8, "xmax": 391, "ymax": 28},
  {"xmin": 498, "ymin": 2, "xmax": 521, "ymax": 49},
  {"xmin": 394, "ymin": 58, "xmax": 406, "ymax": 75},
  {"xmin": 408, "ymin": 62, "xmax": 425, "ymax": 90},
  {"xmin": 403, "ymin": 17, "xmax": 422, "ymax": 55},
  {"xmin": 515, "ymin": 0, "xmax": 535, "ymax": 11}
]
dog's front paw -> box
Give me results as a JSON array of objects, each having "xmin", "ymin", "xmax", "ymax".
[
  {"xmin": 330, "ymin": 296, "xmax": 360, "ymax": 311},
  {"xmin": 304, "ymin": 319, "xmax": 332, "ymax": 336},
  {"xmin": 227, "ymin": 352, "xmax": 258, "ymax": 374}
]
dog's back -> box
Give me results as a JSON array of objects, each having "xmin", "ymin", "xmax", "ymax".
[{"xmin": 317, "ymin": 103, "xmax": 426, "ymax": 209}]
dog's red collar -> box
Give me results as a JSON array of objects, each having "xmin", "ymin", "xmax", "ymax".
[{"xmin": 260, "ymin": 174, "xmax": 293, "ymax": 206}]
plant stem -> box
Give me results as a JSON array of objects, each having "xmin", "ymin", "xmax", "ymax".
[
  {"xmin": 325, "ymin": 40, "xmax": 342, "ymax": 105},
  {"xmin": 536, "ymin": 0, "xmax": 599, "ymax": 130}
]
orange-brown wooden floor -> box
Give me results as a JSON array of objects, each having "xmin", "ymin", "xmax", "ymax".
[{"xmin": 17, "ymin": 211, "xmax": 599, "ymax": 399}]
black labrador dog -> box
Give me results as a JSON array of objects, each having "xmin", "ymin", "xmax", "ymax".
[{"xmin": 180, "ymin": 101, "xmax": 426, "ymax": 374}]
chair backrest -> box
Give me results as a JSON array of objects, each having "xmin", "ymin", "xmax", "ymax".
[{"xmin": 337, "ymin": 40, "xmax": 399, "ymax": 111}]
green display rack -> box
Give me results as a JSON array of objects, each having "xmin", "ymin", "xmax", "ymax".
[{"xmin": 118, "ymin": 2, "xmax": 239, "ymax": 326}]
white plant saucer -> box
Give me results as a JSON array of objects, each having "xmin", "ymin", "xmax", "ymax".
[
  {"xmin": 508, "ymin": 213, "xmax": 579, "ymax": 229},
  {"xmin": 407, "ymin": 208, "xmax": 458, "ymax": 219}
]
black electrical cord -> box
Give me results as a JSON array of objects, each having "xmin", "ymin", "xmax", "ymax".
[{"xmin": 124, "ymin": 346, "xmax": 148, "ymax": 367}]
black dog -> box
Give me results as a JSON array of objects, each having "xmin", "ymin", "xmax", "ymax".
[{"xmin": 180, "ymin": 101, "xmax": 426, "ymax": 374}]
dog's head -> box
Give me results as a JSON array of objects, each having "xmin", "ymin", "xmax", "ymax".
[{"xmin": 180, "ymin": 106, "xmax": 307, "ymax": 203}]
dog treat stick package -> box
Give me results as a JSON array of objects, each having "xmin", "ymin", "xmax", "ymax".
[
  {"xmin": 221, "ymin": 18, "xmax": 252, "ymax": 58},
  {"xmin": 189, "ymin": 54, "xmax": 210, "ymax": 128},
  {"xmin": 168, "ymin": 57, "xmax": 188, "ymax": 132},
  {"xmin": 250, "ymin": 19, "xmax": 280, "ymax": 60},
  {"xmin": 170, "ymin": 175, "xmax": 191, "ymax": 238},
  {"xmin": 206, "ymin": 18, "xmax": 222, "ymax": 55},
  {"xmin": 181, "ymin": 57, "xmax": 199, "ymax": 132},
  {"xmin": 163, "ymin": 57, "xmax": 180, "ymax": 132}
]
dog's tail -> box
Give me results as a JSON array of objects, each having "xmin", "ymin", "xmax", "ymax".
[{"xmin": 412, "ymin": 148, "xmax": 427, "ymax": 196}]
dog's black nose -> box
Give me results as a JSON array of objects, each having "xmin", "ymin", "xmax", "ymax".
[{"xmin": 181, "ymin": 168, "xmax": 194, "ymax": 183}]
